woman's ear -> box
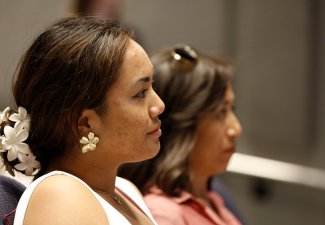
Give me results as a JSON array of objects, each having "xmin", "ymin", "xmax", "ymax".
[{"xmin": 78, "ymin": 109, "xmax": 101, "ymax": 136}]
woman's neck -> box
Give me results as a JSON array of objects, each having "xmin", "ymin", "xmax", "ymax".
[
  {"xmin": 189, "ymin": 172, "xmax": 217, "ymax": 211},
  {"xmin": 47, "ymin": 149, "xmax": 119, "ymax": 193},
  {"xmin": 190, "ymin": 170, "xmax": 210, "ymax": 199}
]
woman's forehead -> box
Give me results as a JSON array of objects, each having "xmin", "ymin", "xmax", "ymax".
[{"xmin": 119, "ymin": 40, "xmax": 153, "ymax": 82}]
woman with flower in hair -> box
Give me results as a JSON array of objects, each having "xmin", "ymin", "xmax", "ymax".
[
  {"xmin": 0, "ymin": 17, "xmax": 164, "ymax": 225},
  {"xmin": 119, "ymin": 44, "xmax": 243, "ymax": 225}
]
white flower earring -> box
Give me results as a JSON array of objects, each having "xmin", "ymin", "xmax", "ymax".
[{"xmin": 80, "ymin": 132, "xmax": 99, "ymax": 153}]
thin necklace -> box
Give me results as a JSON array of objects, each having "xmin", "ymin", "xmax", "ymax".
[{"xmin": 96, "ymin": 189, "xmax": 122, "ymax": 205}]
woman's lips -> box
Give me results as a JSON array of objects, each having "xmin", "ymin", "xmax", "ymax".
[
  {"xmin": 226, "ymin": 146, "xmax": 236, "ymax": 154},
  {"xmin": 147, "ymin": 128, "xmax": 162, "ymax": 138}
]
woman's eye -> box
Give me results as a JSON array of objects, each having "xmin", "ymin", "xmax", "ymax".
[
  {"xmin": 134, "ymin": 89, "xmax": 148, "ymax": 98},
  {"xmin": 217, "ymin": 108, "xmax": 227, "ymax": 119}
]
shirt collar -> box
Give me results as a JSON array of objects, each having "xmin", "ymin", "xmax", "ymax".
[{"xmin": 148, "ymin": 186, "xmax": 214, "ymax": 204}]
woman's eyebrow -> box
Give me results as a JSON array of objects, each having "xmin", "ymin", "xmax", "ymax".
[
  {"xmin": 129, "ymin": 76, "xmax": 151, "ymax": 89},
  {"xmin": 136, "ymin": 76, "xmax": 150, "ymax": 84}
]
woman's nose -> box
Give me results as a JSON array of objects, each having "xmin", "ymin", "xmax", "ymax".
[
  {"xmin": 149, "ymin": 91, "xmax": 165, "ymax": 118},
  {"xmin": 227, "ymin": 114, "xmax": 242, "ymax": 138}
]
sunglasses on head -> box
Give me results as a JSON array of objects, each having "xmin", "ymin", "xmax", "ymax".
[{"xmin": 170, "ymin": 44, "xmax": 198, "ymax": 70}]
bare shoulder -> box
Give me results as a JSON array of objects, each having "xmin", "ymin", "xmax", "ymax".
[{"xmin": 23, "ymin": 174, "xmax": 108, "ymax": 225}]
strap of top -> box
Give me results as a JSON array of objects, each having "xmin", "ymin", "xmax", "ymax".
[{"xmin": 116, "ymin": 186, "xmax": 149, "ymax": 218}]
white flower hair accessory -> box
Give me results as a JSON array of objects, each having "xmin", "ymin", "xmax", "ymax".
[
  {"xmin": 9, "ymin": 106, "xmax": 31, "ymax": 130},
  {"xmin": 0, "ymin": 106, "xmax": 40, "ymax": 176},
  {"xmin": 2, "ymin": 122, "xmax": 30, "ymax": 161},
  {"xmin": 14, "ymin": 153, "xmax": 40, "ymax": 176},
  {"xmin": 0, "ymin": 107, "xmax": 10, "ymax": 124},
  {"xmin": 80, "ymin": 132, "xmax": 99, "ymax": 153}
]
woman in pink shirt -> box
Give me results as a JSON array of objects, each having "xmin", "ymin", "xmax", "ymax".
[{"xmin": 119, "ymin": 44, "xmax": 243, "ymax": 225}]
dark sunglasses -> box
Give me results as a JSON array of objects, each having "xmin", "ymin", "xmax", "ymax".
[{"xmin": 170, "ymin": 44, "xmax": 198, "ymax": 70}]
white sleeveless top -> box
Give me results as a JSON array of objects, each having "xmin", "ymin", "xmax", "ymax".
[{"xmin": 13, "ymin": 171, "xmax": 157, "ymax": 225}]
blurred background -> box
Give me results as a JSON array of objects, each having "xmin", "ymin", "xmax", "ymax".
[{"xmin": 0, "ymin": 0, "xmax": 324, "ymax": 224}]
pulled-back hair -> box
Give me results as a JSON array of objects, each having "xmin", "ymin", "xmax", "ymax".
[
  {"xmin": 1, "ymin": 17, "xmax": 132, "ymax": 176},
  {"xmin": 118, "ymin": 44, "xmax": 233, "ymax": 196}
]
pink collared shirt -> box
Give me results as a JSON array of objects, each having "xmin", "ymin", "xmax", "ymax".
[{"xmin": 144, "ymin": 186, "xmax": 242, "ymax": 225}]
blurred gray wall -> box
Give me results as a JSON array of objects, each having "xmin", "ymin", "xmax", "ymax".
[
  {"xmin": 0, "ymin": 1, "xmax": 324, "ymax": 225},
  {"xmin": 0, "ymin": 0, "xmax": 68, "ymax": 108}
]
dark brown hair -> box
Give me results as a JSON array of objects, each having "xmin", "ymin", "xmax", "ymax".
[
  {"xmin": 118, "ymin": 44, "xmax": 233, "ymax": 196},
  {"xmin": 6, "ymin": 17, "xmax": 131, "ymax": 175}
]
